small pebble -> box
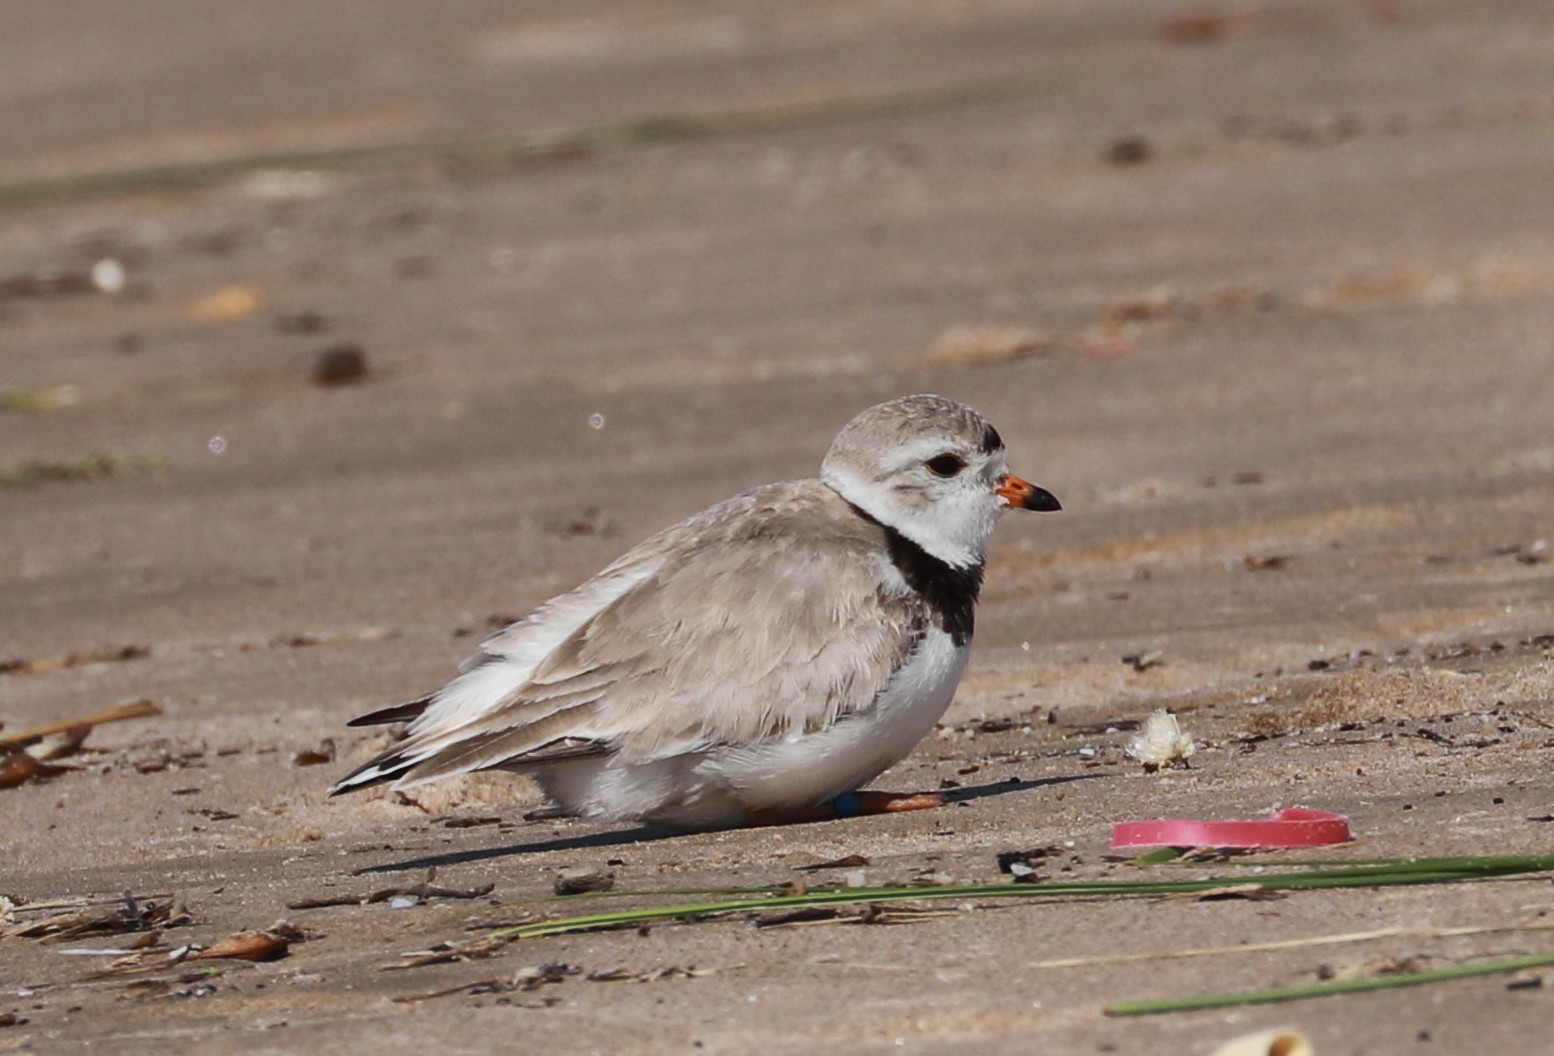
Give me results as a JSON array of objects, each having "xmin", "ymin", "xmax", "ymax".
[
  {"xmin": 311, "ymin": 344, "xmax": 369, "ymax": 386},
  {"xmin": 554, "ymin": 866, "xmax": 615, "ymax": 896},
  {"xmin": 1105, "ymin": 135, "xmax": 1153, "ymax": 165}
]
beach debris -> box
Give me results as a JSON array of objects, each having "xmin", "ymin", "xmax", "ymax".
[
  {"xmin": 1125, "ymin": 709, "xmax": 1196, "ymax": 772},
  {"xmin": 754, "ymin": 906, "xmax": 843, "ymax": 928},
  {"xmin": 0, "ymin": 699, "xmax": 163, "ymax": 788},
  {"xmin": 112, "ymin": 975, "xmax": 223, "ymax": 1000},
  {"xmin": 118, "ymin": 737, "xmax": 206, "ymax": 775},
  {"xmin": 392, "ymin": 962, "xmax": 577, "ymax": 1003},
  {"xmin": 755, "ymin": 904, "xmax": 957, "ymax": 929},
  {"xmin": 1122, "ymin": 651, "xmax": 1165, "ymax": 673},
  {"xmin": 383, "ymin": 935, "xmax": 515, "ymax": 971},
  {"xmin": 286, "ymin": 893, "xmax": 365, "ymax": 910},
  {"xmin": 0, "ymin": 267, "xmax": 97, "ymax": 300},
  {"xmin": 554, "ymin": 866, "xmax": 615, "ymax": 896},
  {"xmin": 89, "ymin": 258, "xmax": 127, "ymax": 294},
  {"xmin": 1105, "ymin": 134, "xmax": 1153, "ymax": 165},
  {"xmin": 192, "ymin": 283, "xmax": 265, "ymax": 320},
  {"xmin": 1207, "ymin": 1027, "xmax": 1312, "ymax": 1056},
  {"xmin": 996, "ymin": 845, "xmax": 1061, "ymax": 882},
  {"xmin": 365, "ymin": 881, "xmax": 497, "ymax": 905},
  {"xmin": 187, "ymin": 930, "xmax": 290, "ymax": 962},
  {"xmin": 587, "ymin": 965, "xmax": 722, "ymax": 982},
  {"xmin": 0, "ymin": 452, "xmax": 161, "ymax": 489},
  {"xmin": 368, "ymin": 868, "xmax": 497, "ymax": 906},
  {"xmin": 1111, "ymin": 808, "xmax": 1351, "ymax": 850},
  {"xmin": 74, "ymin": 925, "xmax": 296, "ymax": 983},
  {"xmin": 795, "ymin": 854, "xmax": 870, "ymax": 873},
  {"xmin": 311, "ymin": 343, "xmax": 369, "ymax": 386},
  {"xmin": 0, "ymin": 754, "xmax": 42, "ymax": 789},
  {"xmin": 186, "ymin": 807, "xmax": 239, "ymax": 822},
  {"xmin": 288, "ymin": 870, "xmax": 493, "ymax": 910},
  {"xmin": 23, "ymin": 724, "xmax": 92, "ymax": 761},
  {"xmin": 3, "ymin": 892, "xmax": 191, "ymax": 943},
  {"xmin": 0, "ymin": 648, "xmax": 151, "ymax": 678},
  {"xmin": 291, "ymin": 739, "xmax": 336, "ymax": 767}
]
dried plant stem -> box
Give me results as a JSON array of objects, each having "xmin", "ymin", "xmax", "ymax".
[{"xmin": 0, "ymin": 699, "xmax": 161, "ymax": 746}]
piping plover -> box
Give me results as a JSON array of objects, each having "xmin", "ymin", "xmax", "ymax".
[{"xmin": 330, "ymin": 394, "xmax": 1059, "ymax": 829}]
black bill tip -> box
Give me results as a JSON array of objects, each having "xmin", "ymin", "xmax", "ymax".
[{"xmin": 1023, "ymin": 486, "xmax": 1062, "ymax": 512}]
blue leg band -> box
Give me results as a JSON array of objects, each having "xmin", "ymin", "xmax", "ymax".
[{"xmin": 833, "ymin": 793, "xmax": 861, "ymax": 818}]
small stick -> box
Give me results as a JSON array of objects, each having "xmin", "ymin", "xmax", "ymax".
[
  {"xmin": 392, "ymin": 977, "xmax": 509, "ymax": 1003},
  {"xmin": 0, "ymin": 699, "xmax": 160, "ymax": 746}
]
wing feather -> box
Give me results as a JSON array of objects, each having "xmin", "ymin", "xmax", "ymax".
[{"xmin": 334, "ymin": 481, "xmax": 928, "ymax": 795}]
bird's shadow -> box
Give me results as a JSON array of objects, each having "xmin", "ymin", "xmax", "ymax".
[
  {"xmin": 940, "ymin": 770, "xmax": 1099, "ymax": 806},
  {"xmin": 352, "ymin": 770, "xmax": 1102, "ymax": 875},
  {"xmin": 352, "ymin": 824, "xmax": 670, "ymax": 875}
]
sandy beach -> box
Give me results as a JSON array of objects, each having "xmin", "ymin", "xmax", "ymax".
[{"xmin": 3, "ymin": 1, "xmax": 1553, "ymax": 1051}]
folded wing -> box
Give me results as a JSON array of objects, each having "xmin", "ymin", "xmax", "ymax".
[{"xmin": 329, "ymin": 482, "xmax": 925, "ymax": 796}]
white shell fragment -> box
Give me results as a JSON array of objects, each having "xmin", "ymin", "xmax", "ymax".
[
  {"xmin": 1124, "ymin": 708, "xmax": 1196, "ymax": 772},
  {"xmin": 1207, "ymin": 1026, "xmax": 1313, "ymax": 1056},
  {"xmin": 90, "ymin": 258, "xmax": 126, "ymax": 294}
]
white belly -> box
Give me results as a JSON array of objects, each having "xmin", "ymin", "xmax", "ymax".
[{"xmin": 537, "ymin": 628, "xmax": 968, "ymax": 829}]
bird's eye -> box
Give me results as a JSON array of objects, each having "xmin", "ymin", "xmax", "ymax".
[{"xmin": 924, "ymin": 453, "xmax": 967, "ymax": 477}]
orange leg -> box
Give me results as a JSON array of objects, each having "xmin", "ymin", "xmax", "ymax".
[
  {"xmin": 745, "ymin": 790, "xmax": 944, "ymax": 827},
  {"xmin": 855, "ymin": 790, "xmax": 944, "ymax": 814}
]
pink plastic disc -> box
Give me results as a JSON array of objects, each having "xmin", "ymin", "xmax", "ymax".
[{"xmin": 1110, "ymin": 807, "xmax": 1351, "ymax": 849}]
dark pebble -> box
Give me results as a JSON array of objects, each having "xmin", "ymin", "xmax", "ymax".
[
  {"xmin": 311, "ymin": 344, "xmax": 368, "ymax": 386},
  {"xmin": 1105, "ymin": 135, "xmax": 1153, "ymax": 165}
]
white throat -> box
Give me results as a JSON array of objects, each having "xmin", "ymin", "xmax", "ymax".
[{"xmin": 821, "ymin": 465, "xmax": 991, "ymax": 570}]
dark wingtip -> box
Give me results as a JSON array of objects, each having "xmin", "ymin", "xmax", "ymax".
[
  {"xmin": 344, "ymin": 697, "xmax": 431, "ymax": 728},
  {"xmin": 327, "ymin": 757, "xmax": 403, "ymax": 797}
]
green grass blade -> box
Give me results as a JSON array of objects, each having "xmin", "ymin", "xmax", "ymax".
[
  {"xmin": 1127, "ymin": 847, "xmax": 1188, "ymax": 866},
  {"xmin": 1106, "ymin": 951, "xmax": 1554, "ymax": 1016},
  {"xmin": 490, "ymin": 855, "xmax": 1554, "ymax": 940}
]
